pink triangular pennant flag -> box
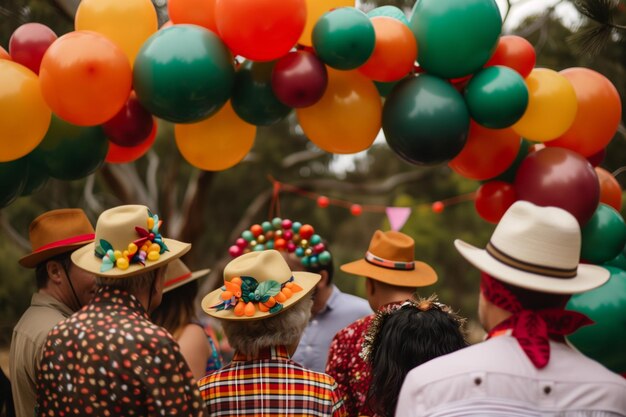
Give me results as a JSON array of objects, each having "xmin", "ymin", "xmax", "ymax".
[{"xmin": 386, "ymin": 207, "xmax": 412, "ymax": 231}]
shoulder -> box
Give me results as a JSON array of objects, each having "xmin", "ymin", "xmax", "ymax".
[
  {"xmin": 334, "ymin": 315, "xmax": 373, "ymax": 339},
  {"xmin": 178, "ymin": 323, "xmax": 208, "ymax": 342}
]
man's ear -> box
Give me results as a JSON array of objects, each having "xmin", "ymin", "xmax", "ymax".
[
  {"xmin": 46, "ymin": 260, "xmax": 65, "ymax": 285},
  {"xmin": 317, "ymin": 270, "xmax": 330, "ymax": 289},
  {"xmin": 365, "ymin": 277, "xmax": 375, "ymax": 296},
  {"xmin": 153, "ymin": 267, "xmax": 166, "ymax": 295}
]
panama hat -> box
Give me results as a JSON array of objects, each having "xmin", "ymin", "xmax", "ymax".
[
  {"xmin": 72, "ymin": 205, "xmax": 191, "ymax": 278},
  {"xmin": 202, "ymin": 249, "xmax": 320, "ymax": 321},
  {"xmin": 19, "ymin": 209, "xmax": 95, "ymax": 268},
  {"xmin": 455, "ymin": 201, "xmax": 610, "ymax": 294},
  {"xmin": 163, "ymin": 258, "xmax": 210, "ymax": 293},
  {"xmin": 340, "ymin": 230, "xmax": 437, "ymax": 287}
]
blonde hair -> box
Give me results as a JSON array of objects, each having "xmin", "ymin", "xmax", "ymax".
[{"xmin": 221, "ymin": 296, "xmax": 312, "ymax": 357}]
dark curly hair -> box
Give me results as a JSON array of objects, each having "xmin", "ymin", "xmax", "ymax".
[{"xmin": 365, "ymin": 298, "xmax": 468, "ymax": 417}]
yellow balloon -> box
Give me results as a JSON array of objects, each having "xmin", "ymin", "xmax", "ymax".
[
  {"xmin": 175, "ymin": 102, "xmax": 256, "ymax": 171},
  {"xmin": 297, "ymin": 68, "xmax": 381, "ymax": 154},
  {"xmin": 75, "ymin": 0, "xmax": 158, "ymax": 66},
  {"xmin": 299, "ymin": 0, "xmax": 355, "ymax": 46},
  {"xmin": 0, "ymin": 61, "xmax": 51, "ymax": 162},
  {"xmin": 512, "ymin": 68, "xmax": 578, "ymax": 142}
]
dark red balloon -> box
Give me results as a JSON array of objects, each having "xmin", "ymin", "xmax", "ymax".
[
  {"xmin": 271, "ymin": 51, "xmax": 328, "ymax": 108},
  {"xmin": 515, "ymin": 147, "xmax": 600, "ymax": 225},
  {"xmin": 587, "ymin": 148, "xmax": 606, "ymax": 167},
  {"xmin": 103, "ymin": 92, "xmax": 154, "ymax": 147},
  {"xmin": 485, "ymin": 35, "xmax": 535, "ymax": 78},
  {"xmin": 9, "ymin": 23, "xmax": 57, "ymax": 74},
  {"xmin": 106, "ymin": 120, "xmax": 157, "ymax": 164},
  {"xmin": 475, "ymin": 181, "xmax": 517, "ymax": 224}
]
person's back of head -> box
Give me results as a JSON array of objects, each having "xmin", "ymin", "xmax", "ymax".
[{"xmin": 364, "ymin": 298, "xmax": 467, "ymax": 417}]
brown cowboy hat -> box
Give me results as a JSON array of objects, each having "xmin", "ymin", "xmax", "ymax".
[
  {"xmin": 19, "ymin": 209, "xmax": 95, "ymax": 268},
  {"xmin": 72, "ymin": 205, "xmax": 190, "ymax": 278},
  {"xmin": 163, "ymin": 258, "xmax": 211, "ymax": 293},
  {"xmin": 340, "ymin": 230, "xmax": 437, "ymax": 287}
]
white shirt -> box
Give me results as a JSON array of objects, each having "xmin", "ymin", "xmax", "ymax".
[{"xmin": 396, "ymin": 336, "xmax": 626, "ymax": 417}]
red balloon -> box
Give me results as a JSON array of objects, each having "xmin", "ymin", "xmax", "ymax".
[
  {"xmin": 9, "ymin": 23, "xmax": 57, "ymax": 74},
  {"xmin": 596, "ymin": 167, "xmax": 623, "ymax": 211},
  {"xmin": 103, "ymin": 92, "xmax": 154, "ymax": 147},
  {"xmin": 215, "ymin": 0, "xmax": 306, "ymax": 61},
  {"xmin": 106, "ymin": 120, "xmax": 157, "ymax": 164},
  {"xmin": 587, "ymin": 148, "xmax": 606, "ymax": 167},
  {"xmin": 449, "ymin": 122, "xmax": 521, "ymax": 181},
  {"xmin": 485, "ymin": 35, "xmax": 535, "ymax": 78},
  {"xmin": 432, "ymin": 201, "xmax": 445, "ymax": 213},
  {"xmin": 350, "ymin": 204, "xmax": 363, "ymax": 216},
  {"xmin": 515, "ymin": 147, "xmax": 600, "ymax": 225},
  {"xmin": 272, "ymin": 51, "xmax": 328, "ymax": 108},
  {"xmin": 475, "ymin": 181, "xmax": 517, "ymax": 224},
  {"xmin": 317, "ymin": 195, "xmax": 330, "ymax": 208}
]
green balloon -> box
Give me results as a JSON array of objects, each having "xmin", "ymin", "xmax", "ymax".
[
  {"xmin": 383, "ymin": 74, "xmax": 470, "ymax": 165},
  {"xmin": 567, "ymin": 266, "xmax": 626, "ymax": 373},
  {"xmin": 0, "ymin": 158, "xmax": 28, "ymax": 208},
  {"xmin": 312, "ymin": 8, "xmax": 375, "ymax": 70},
  {"xmin": 367, "ymin": 6, "xmax": 409, "ymax": 25},
  {"xmin": 232, "ymin": 61, "xmax": 291, "ymax": 126},
  {"xmin": 409, "ymin": 0, "xmax": 502, "ymax": 78},
  {"xmin": 134, "ymin": 25, "xmax": 235, "ymax": 123},
  {"xmin": 464, "ymin": 66, "xmax": 529, "ymax": 129},
  {"xmin": 21, "ymin": 153, "xmax": 49, "ymax": 196},
  {"xmin": 33, "ymin": 116, "xmax": 109, "ymax": 181},
  {"xmin": 375, "ymin": 79, "xmax": 401, "ymax": 98},
  {"xmin": 581, "ymin": 204, "xmax": 626, "ymax": 264},
  {"xmin": 605, "ymin": 252, "xmax": 626, "ymax": 270},
  {"xmin": 490, "ymin": 139, "xmax": 531, "ymax": 183}
]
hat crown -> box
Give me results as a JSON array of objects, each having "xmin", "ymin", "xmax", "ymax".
[
  {"xmin": 491, "ymin": 201, "xmax": 581, "ymax": 270},
  {"xmin": 368, "ymin": 230, "xmax": 415, "ymax": 263},
  {"xmin": 94, "ymin": 205, "xmax": 151, "ymax": 251},
  {"xmin": 224, "ymin": 250, "xmax": 293, "ymax": 284},
  {"xmin": 29, "ymin": 209, "xmax": 94, "ymax": 251}
]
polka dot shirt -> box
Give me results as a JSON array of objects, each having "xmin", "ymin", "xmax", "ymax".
[{"xmin": 36, "ymin": 287, "xmax": 206, "ymax": 416}]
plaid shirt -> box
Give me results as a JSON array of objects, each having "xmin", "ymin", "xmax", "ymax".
[{"xmin": 198, "ymin": 345, "xmax": 346, "ymax": 417}]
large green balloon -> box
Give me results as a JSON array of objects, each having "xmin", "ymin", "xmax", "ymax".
[
  {"xmin": 33, "ymin": 116, "xmax": 108, "ymax": 181},
  {"xmin": 605, "ymin": 251, "xmax": 626, "ymax": 270},
  {"xmin": 232, "ymin": 61, "xmax": 291, "ymax": 126},
  {"xmin": 567, "ymin": 266, "xmax": 626, "ymax": 373},
  {"xmin": 409, "ymin": 0, "xmax": 502, "ymax": 78},
  {"xmin": 464, "ymin": 66, "xmax": 528, "ymax": 129},
  {"xmin": 383, "ymin": 74, "xmax": 470, "ymax": 165},
  {"xmin": 134, "ymin": 25, "xmax": 234, "ymax": 123},
  {"xmin": 581, "ymin": 204, "xmax": 626, "ymax": 264},
  {"xmin": 367, "ymin": 6, "xmax": 409, "ymax": 25},
  {"xmin": 0, "ymin": 157, "xmax": 27, "ymax": 208},
  {"xmin": 312, "ymin": 8, "xmax": 375, "ymax": 70},
  {"xmin": 21, "ymin": 153, "xmax": 49, "ymax": 196}
]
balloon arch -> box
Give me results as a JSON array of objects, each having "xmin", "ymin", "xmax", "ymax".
[{"xmin": 0, "ymin": 0, "xmax": 625, "ymax": 372}]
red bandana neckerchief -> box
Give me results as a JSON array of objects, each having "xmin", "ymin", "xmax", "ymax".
[{"xmin": 481, "ymin": 273, "xmax": 593, "ymax": 369}]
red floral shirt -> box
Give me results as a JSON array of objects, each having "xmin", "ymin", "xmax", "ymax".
[{"xmin": 325, "ymin": 314, "xmax": 375, "ymax": 417}]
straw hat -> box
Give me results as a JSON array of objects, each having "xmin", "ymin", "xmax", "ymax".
[
  {"xmin": 455, "ymin": 201, "xmax": 610, "ymax": 294},
  {"xmin": 163, "ymin": 258, "xmax": 210, "ymax": 293},
  {"xmin": 202, "ymin": 250, "xmax": 320, "ymax": 321},
  {"xmin": 19, "ymin": 209, "xmax": 95, "ymax": 268},
  {"xmin": 72, "ymin": 205, "xmax": 190, "ymax": 278},
  {"xmin": 340, "ymin": 230, "xmax": 437, "ymax": 287}
]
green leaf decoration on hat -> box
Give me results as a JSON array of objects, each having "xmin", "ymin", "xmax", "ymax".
[
  {"xmin": 96, "ymin": 239, "xmax": 113, "ymax": 257},
  {"xmin": 269, "ymin": 304, "xmax": 283, "ymax": 314},
  {"xmin": 255, "ymin": 281, "xmax": 281, "ymax": 299}
]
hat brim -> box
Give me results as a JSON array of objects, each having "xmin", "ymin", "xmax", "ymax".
[
  {"xmin": 71, "ymin": 238, "xmax": 191, "ymax": 278},
  {"xmin": 19, "ymin": 240, "xmax": 95, "ymax": 269},
  {"xmin": 340, "ymin": 259, "xmax": 437, "ymax": 287},
  {"xmin": 454, "ymin": 239, "xmax": 610, "ymax": 294},
  {"xmin": 201, "ymin": 271, "xmax": 320, "ymax": 321},
  {"xmin": 163, "ymin": 268, "xmax": 211, "ymax": 293}
]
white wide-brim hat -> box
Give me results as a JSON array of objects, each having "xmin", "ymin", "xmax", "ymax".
[
  {"xmin": 455, "ymin": 201, "xmax": 609, "ymax": 294},
  {"xmin": 202, "ymin": 249, "xmax": 320, "ymax": 321}
]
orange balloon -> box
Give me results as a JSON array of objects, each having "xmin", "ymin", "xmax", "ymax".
[
  {"xmin": 359, "ymin": 17, "xmax": 417, "ymax": 82},
  {"xmin": 168, "ymin": 0, "xmax": 217, "ymax": 32},
  {"xmin": 297, "ymin": 68, "xmax": 381, "ymax": 154},
  {"xmin": 0, "ymin": 60, "xmax": 51, "ymax": 162},
  {"xmin": 299, "ymin": 0, "xmax": 354, "ymax": 46},
  {"xmin": 449, "ymin": 122, "xmax": 521, "ymax": 181},
  {"xmin": 596, "ymin": 167, "xmax": 623, "ymax": 211},
  {"xmin": 215, "ymin": 0, "xmax": 306, "ymax": 61},
  {"xmin": 160, "ymin": 20, "xmax": 174, "ymax": 29},
  {"xmin": 0, "ymin": 46, "xmax": 10, "ymax": 60},
  {"xmin": 39, "ymin": 31, "xmax": 132, "ymax": 126},
  {"xmin": 546, "ymin": 68, "xmax": 622, "ymax": 157},
  {"xmin": 175, "ymin": 101, "xmax": 256, "ymax": 171}
]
